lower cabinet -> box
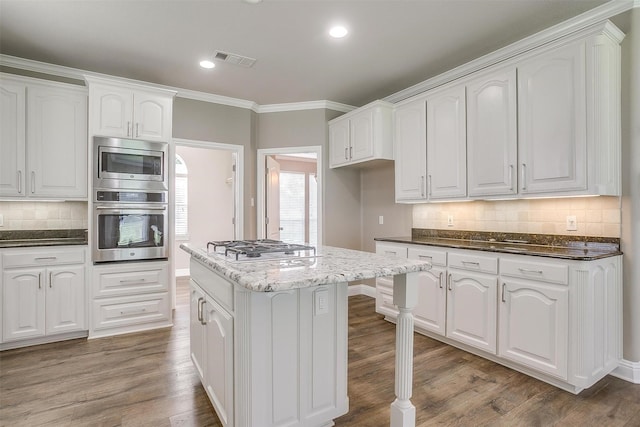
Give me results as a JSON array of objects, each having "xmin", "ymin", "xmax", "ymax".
[
  {"xmin": 90, "ymin": 260, "xmax": 171, "ymax": 338},
  {"xmin": 190, "ymin": 280, "xmax": 234, "ymax": 427},
  {"xmin": 1, "ymin": 247, "xmax": 86, "ymax": 345},
  {"xmin": 374, "ymin": 241, "xmax": 621, "ymax": 393}
]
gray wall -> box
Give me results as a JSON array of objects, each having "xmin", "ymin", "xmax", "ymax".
[
  {"xmin": 616, "ymin": 8, "xmax": 640, "ymax": 363},
  {"xmin": 172, "ymin": 97, "xmax": 257, "ymax": 239}
]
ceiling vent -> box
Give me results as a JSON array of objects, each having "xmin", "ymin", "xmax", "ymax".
[{"xmin": 213, "ymin": 50, "xmax": 257, "ymax": 68}]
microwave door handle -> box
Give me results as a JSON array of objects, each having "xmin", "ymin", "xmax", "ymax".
[{"xmin": 95, "ymin": 205, "xmax": 167, "ymax": 210}]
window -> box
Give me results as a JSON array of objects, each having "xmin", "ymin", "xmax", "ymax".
[
  {"xmin": 175, "ymin": 154, "xmax": 188, "ymax": 239},
  {"xmin": 279, "ymin": 172, "xmax": 306, "ymax": 244}
]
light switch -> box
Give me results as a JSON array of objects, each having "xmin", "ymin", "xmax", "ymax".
[{"xmin": 379, "ymin": 215, "xmax": 384, "ymax": 225}]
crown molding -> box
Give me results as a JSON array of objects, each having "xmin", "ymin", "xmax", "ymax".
[
  {"xmin": 0, "ymin": 54, "xmax": 355, "ymax": 113},
  {"xmin": 384, "ymin": 0, "xmax": 635, "ymax": 104}
]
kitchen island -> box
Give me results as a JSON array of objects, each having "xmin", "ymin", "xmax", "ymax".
[{"xmin": 180, "ymin": 243, "xmax": 431, "ymax": 427}]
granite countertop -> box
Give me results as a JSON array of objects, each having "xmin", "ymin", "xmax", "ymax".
[
  {"xmin": 180, "ymin": 243, "xmax": 431, "ymax": 292},
  {"xmin": 0, "ymin": 229, "xmax": 88, "ymax": 248},
  {"xmin": 376, "ymin": 230, "xmax": 621, "ymax": 261}
]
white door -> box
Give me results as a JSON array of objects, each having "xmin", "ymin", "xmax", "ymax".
[
  {"xmin": 413, "ymin": 266, "xmax": 447, "ymax": 336},
  {"xmin": 92, "ymin": 85, "xmax": 133, "ymax": 138},
  {"xmin": 499, "ymin": 278, "xmax": 568, "ymax": 379},
  {"xmin": 27, "ymin": 85, "xmax": 87, "ymax": 198},
  {"xmin": 266, "ymin": 156, "xmax": 281, "ymax": 240},
  {"xmin": 394, "ymin": 97, "xmax": 427, "ymax": 201},
  {"xmin": 189, "ymin": 281, "xmax": 206, "ymax": 381},
  {"xmin": 446, "ymin": 270, "xmax": 497, "ymax": 353},
  {"xmin": 3, "ymin": 269, "xmax": 46, "ymax": 341},
  {"xmin": 426, "ymin": 85, "xmax": 467, "ymax": 199},
  {"xmin": 133, "ymin": 91, "xmax": 172, "ymax": 141},
  {"xmin": 467, "ymin": 67, "xmax": 517, "ymax": 197},
  {"xmin": 350, "ymin": 109, "xmax": 374, "ymax": 162},
  {"xmin": 0, "ymin": 79, "xmax": 26, "ymax": 197},
  {"xmin": 329, "ymin": 119, "xmax": 350, "ymax": 167},
  {"xmin": 46, "ymin": 265, "xmax": 86, "ymax": 334},
  {"xmin": 518, "ymin": 41, "xmax": 587, "ymax": 194}
]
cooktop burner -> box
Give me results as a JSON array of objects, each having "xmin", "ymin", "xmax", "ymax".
[{"xmin": 206, "ymin": 239, "xmax": 316, "ymax": 261}]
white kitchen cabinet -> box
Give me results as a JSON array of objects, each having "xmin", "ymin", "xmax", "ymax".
[
  {"xmin": 518, "ymin": 41, "xmax": 587, "ymax": 195},
  {"xmin": 190, "ymin": 280, "xmax": 234, "ymax": 427},
  {"xmin": 86, "ymin": 76, "xmax": 175, "ymax": 142},
  {"xmin": 466, "ymin": 66, "xmax": 517, "ymax": 197},
  {"xmin": 0, "ymin": 74, "xmax": 87, "ymax": 199},
  {"xmin": 426, "ymin": 85, "xmax": 467, "ymax": 199},
  {"xmin": 2, "ymin": 247, "xmax": 86, "ymax": 344},
  {"xmin": 394, "ymin": 96, "xmax": 427, "ymax": 201},
  {"xmin": 328, "ymin": 100, "xmax": 393, "ymax": 168},
  {"xmin": 408, "ymin": 246, "xmax": 447, "ymax": 335},
  {"xmin": 90, "ymin": 260, "xmax": 171, "ymax": 338},
  {"xmin": 374, "ymin": 242, "xmax": 407, "ymax": 319},
  {"xmin": 446, "ymin": 251, "xmax": 498, "ymax": 354}
]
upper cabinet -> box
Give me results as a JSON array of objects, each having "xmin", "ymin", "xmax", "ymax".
[
  {"xmin": 329, "ymin": 100, "xmax": 393, "ymax": 168},
  {"xmin": 393, "ymin": 21, "xmax": 623, "ymax": 203},
  {"xmin": 0, "ymin": 74, "xmax": 87, "ymax": 200},
  {"xmin": 85, "ymin": 76, "xmax": 175, "ymax": 141}
]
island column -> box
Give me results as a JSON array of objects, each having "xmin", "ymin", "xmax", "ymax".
[{"xmin": 390, "ymin": 271, "xmax": 419, "ymax": 427}]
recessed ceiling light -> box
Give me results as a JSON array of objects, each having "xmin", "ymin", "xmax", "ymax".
[
  {"xmin": 329, "ymin": 26, "xmax": 348, "ymax": 38},
  {"xmin": 200, "ymin": 60, "xmax": 215, "ymax": 69}
]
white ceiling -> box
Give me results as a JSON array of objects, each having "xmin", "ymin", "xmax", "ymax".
[{"xmin": 0, "ymin": 0, "xmax": 612, "ymax": 107}]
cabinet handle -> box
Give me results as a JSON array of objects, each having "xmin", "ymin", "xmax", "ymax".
[
  {"xmin": 136, "ymin": 123, "xmax": 140, "ymax": 137},
  {"xmin": 518, "ymin": 268, "xmax": 543, "ymax": 275},
  {"xmin": 501, "ymin": 283, "xmax": 506, "ymax": 303},
  {"xmin": 461, "ymin": 261, "xmax": 480, "ymax": 268},
  {"xmin": 200, "ymin": 300, "xmax": 207, "ymax": 325},
  {"xmin": 344, "ymin": 147, "xmax": 348, "ymax": 160},
  {"xmin": 35, "ymin": 256, "xmax": 57, "ymax": 261},
  {"xmin": 349, "ymin": 146, "xmax": 353, "ymax": 159},
  {"xmin": 127, "ymin": 121, "xmax": 131, "ymax": 137},
  {"xmin": 438, "ymin": 271, "xmax": 443, "ymax": 289},
  {"xmin": 521, "ymin": 163, "xmax": 527, "ymax": 191},
  {"xmin": 428, "ymin": 175, "xmax": 432, "ymax": 196},
  {"xmin": 38, "ymin": 272, "xmax": 42, "ymax": 289},
  {"xmin": 384, "ymin": 251, "xmax": 397, "ymax": 256},
  {"xmin": 418, "ymin": 255, "xmax": 432, "ymax": 260},
  {"xmin": 120, "ymin": 307, "xmax": 147, "ymax": 315},
  {"xmin": 31, "ymin": 171, "xmax": 35, "ymax": 193},
  {"xmin": 119, "ymin": 278, "xmax": 146, "ymax": 284},
  {"xmin": 17, "ymin": 171, "xmax": 22, "ymax": 194},
  {"xmin": 49, "ymin": 271, "xmax": 53, "ymax": 288},
  {"xmin": 447, "ymin": 273, "xmax": 452, "ymax": 291},
  {"xmin": 420, "ymin": 175, "xmax": 425, "ymax": 198},
  {"xmin": 508, "ymin": 165, "xmax": 514, "ymax": 191},
  {"xmin": 197, "ymin": 297, "xmax": 204, "ymax": 323}
]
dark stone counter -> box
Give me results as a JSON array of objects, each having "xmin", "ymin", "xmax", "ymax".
[{"xmin": 0, "ymin": 229, "xmax": 88, "ymax": 248}]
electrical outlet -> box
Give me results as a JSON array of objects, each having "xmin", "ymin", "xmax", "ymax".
[
  {"xmin": 566, "ymin": 215, "xmax": 577, "ymax": 231},
  {"xmin": 379, "ymin": 215, "xmax": 384, "ymax": 225},
  {"xmin": 447, "ymin": 215, "xmax": 454, "ymax": 227}
]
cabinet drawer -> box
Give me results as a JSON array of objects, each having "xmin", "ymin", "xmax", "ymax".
[
  {"xmin": 2, "ymin": 248, "xmax": 85, "ymax": 268},
  {"xmin": 376, "ymin": 242, "xmax": 408, "ymax": 258},
  {"xmin": 93, "ymin": 262, "xmax": 168, "ymax": 297},
  {"xmin": 408, "ymin": 246, "xmax": 446, "ymax": 266},
  {"xmin": 501, "ymin": 258, "xmax": 568, "ymax": 285},
  {"xmin": 448, "ymin": 251, "xmax": 498, "ymax": 274},
  {"xmin": 92, "ymin": 293, "xmax": 170, "ymax": 331},
  {"xmin": 190, "ymin": 259, "xmax": 233, "ymax": 312}
]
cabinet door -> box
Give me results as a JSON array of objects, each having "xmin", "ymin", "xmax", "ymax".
[
  {"xmin": 27, "ymin": 85, "xmax": 87, "ymax": 198},
  {"xmin": 518, "ymin": 41, "xmax": 587, "ymax": 194},
  {"xmin": 446, "ymin": 270, "xmax": 497, "ymax": 353},
  {"xmin": 92, "ymin": 85, "xmax": 134, "ymax": 138},
  {"xmin": 426, "ymin": 86, "xmax": 467, "ymax": 199},
  {"xmin": 46, "ymin": 265, "xmax": 86, "ymax": 335},
  {"xmin": 203, "ymin": 296, "xmax": 234, "ymax": 427},
  {"xmin": 3, "ymin": 269, "xmax": 46, "ymax": 341},
  {"xmin": 394, "ymin": 98, "xmax": 427, "ymax": 201},
  {"xmin": 329, "ymin": 119, "xmax": 350, "ymax": 167},
  {"xmin": 413, "ymin": 266, "xmax": 447, "ymax": 336},
  {"xmin": 0, "ymin": 79, "xmax": 26, "ymax": 197},
  {"xmin": 190, "ymin": 281, "xmax": 206, "ymax": 381},
  {"xmin": 350, "ymin": 109, "xmax": 374, "ymax": 162},
  {"xmin": 499, "ymin": 278, "xmax": 568, "ymax": 379},
  {"xmin": 467, "ymin": 68, "xmax": 517, "ymax": 197},
  {"xmin": 133, "ymin": 91, "xmax": 172, "ymax": 141}
]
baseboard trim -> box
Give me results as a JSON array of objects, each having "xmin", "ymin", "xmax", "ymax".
[
  {"xmin": 611, "ymin": 359, "xmax": 640, "ymax": 384},
  {"xmin": 347, "ymin": 284, "xmax": 376, "ymax": 298}
]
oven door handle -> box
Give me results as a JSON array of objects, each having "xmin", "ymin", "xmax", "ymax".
[{"xmin": 95, "ymin": 205, "xmax": 167, "ymax": 210}]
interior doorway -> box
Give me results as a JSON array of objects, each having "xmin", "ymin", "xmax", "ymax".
[{"xmin": 258, "ymin": 147, "xmax": 322, "ymax": 246}]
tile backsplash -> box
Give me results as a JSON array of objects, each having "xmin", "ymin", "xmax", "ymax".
[
  {"xmin": 0, "ymin": 201, "xmax": 88, "ymax": 230},
  {"xmin": 412, "ymin": 196, "xmax": 621, "ymax": 238}
]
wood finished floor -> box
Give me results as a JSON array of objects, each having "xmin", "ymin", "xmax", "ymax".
[{"xmin": 1, "ymin": 279, "xmax": 639, "ymax": 427}]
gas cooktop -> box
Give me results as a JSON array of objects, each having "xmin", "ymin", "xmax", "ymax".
[{"xmin": 206, "ymin": 239, "xmax": 316, "ymax": 261}]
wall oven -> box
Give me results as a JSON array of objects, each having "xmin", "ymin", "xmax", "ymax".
[
  {"xmin": 94, "ymin": 136, "xmax": 168, "ymax": 191},
  {"xmin": 93, "ymin": 190, "xmax": 168, "ymax": 263}
]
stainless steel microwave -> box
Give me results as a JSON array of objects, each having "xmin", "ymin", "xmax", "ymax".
[{"xmin": 94, "ymin": 136, "xmax": 168, "ymax": 191}]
